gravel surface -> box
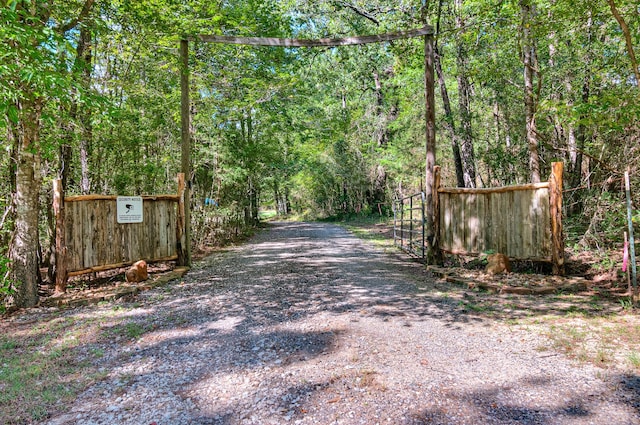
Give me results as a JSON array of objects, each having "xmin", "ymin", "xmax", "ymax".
[{"xmin": 43, "ymin": 222, "xmax": 639, "ymax": 424}]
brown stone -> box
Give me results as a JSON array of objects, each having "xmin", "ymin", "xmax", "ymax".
[
  {"xmin": 486, "ymin": 253, "xmax": 511, "ymax": 275},
  {"xmin": 125, "ymin": 260, "xmax": 148, "ymax": 283}
]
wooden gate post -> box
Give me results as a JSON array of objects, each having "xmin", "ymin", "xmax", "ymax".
[
  {"xmin": 53, "ymin": 179, "xmax": 68, "ymax": 293},
  {"xmin": 625, "ymin": 169, "xmax": 638, "ymax": 299},
  {"xmin": 176, "ymin": 173, "xmax": 188, "ymax": 266},
  {"xmin": 433, "ymin": 166, "xmax": 441, "ymax": 257},
  {"xmin": 549, "ymin": 162, "xmax": 565, "ymax": 275},
  {"xmin": 180, "ymin": 39, "xmax": 192, "ymax": 267},
  {"xmin": 424, "ymin": 33, "xmax": 441, "ymax": 265}
]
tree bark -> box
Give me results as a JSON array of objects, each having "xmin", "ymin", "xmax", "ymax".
[
  {"xmin": 9, "ymin": 99, "xmax": 43, "ymax": 308},
  {"xmin": 77, "ymin": 24, "xmax": 93, "ymax": 194},
  {"xmin": 435, "ymin": 48, "xmax": 465, "ymax": 187},
  {"xmin": 521, "ymin": 0, "xmax": 541, "ymax": 183},
  {"xmin": 424, "ymin": 33, "xmax": 440, "ymax": 265},
  {"xmin": 455, "ymin": 0, "xmax": 476, "ymax": 188}
]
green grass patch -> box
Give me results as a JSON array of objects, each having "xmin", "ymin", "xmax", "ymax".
[
  {"xmin": 105, "ymin": 320, "xmax": 153, "ymax": 341},
  {"xmin": 0, "ymin": 329, "xmax": 95, "ymax": 423},
  {"xmin": 334, "ymin": 214, "xmax": 395, "ymax": 250},
  {"xmin": 0, "ymin": 314, "xmax": 114, "ymax": 424},
  {"xmin": 258, "ymin": 209, "xmax": 278, "ymax": 220}
]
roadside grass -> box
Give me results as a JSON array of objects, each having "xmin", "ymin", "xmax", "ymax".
[
  {"xmin": 0, "ymin": 305, "xmax": 157, "ymax": 424},
  {"xmin": 0, "ymin": 316, "xmax": 105, "ymax": 424},
  {"xmin": 334, "ymin": 215, "xmax": 395, "ymax": 251},
  {"xmin": 258, "ymin": 209, "xmax": 278, "ymax": 221},
  {"xmin": 535, "ymin": 314, "xmax": 640, "ymax": 371}
]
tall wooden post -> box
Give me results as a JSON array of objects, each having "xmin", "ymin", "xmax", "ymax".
[
  {"xmin": 549, "ymin": 162, "xmax": 565, "ymax": 275},
  {"xmin": 433, "ymin": 166, "xmax": 441, "ymax": 258},
  {"xmin": 179, "ymin": 39, "xmax": 192, "ymax": 266},
  {"xmin": 53, "ymin": 179, "xmax": 68, "ymax": 294},
  {"xmin": 424, "ymin": 34, "xmax": 440, "ymax": 264},
  {"xmin": 625, "ymin": 169, "xmax": 638, "ymax": 298}
]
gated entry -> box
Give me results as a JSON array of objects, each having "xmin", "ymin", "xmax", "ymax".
[{"xmin": 393, "ymin": 192, "xmax": 426, "ymax": 260}]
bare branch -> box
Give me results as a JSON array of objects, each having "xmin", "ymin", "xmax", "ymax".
[
  {"xmin": 58, "ymin": 0, "xmax": 95, "ymax": 33},
  {"xmin": 333, "ymin": 1, "xmax": 380, "ymax": 26}
]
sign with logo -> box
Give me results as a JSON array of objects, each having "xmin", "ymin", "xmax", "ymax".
[{"xmin": 116, "ymin": 196, "xmax": 143, "ymax": 223}]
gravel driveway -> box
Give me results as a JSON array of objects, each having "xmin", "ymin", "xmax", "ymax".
[{"xmin": 44, "ymin": 222, "xmax": 639, "ymax": 424}]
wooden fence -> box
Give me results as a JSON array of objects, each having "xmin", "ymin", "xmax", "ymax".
[
  {"xmin": 53, "ymin": 174, "xmax": 187, "ymax": 291},
  {"xmin": 435, "ymin": 162, "xmax": 565, "ymax": 274}
]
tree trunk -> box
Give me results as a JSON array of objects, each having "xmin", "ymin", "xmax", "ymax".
[
  {"xmin": 521, "ymin": 0, "xmax": 541, "ymax": 183},
  {"xmin": 77, "ymin": 24, "xmax": 93, "ymax": 194},
  {"xmin": 435, "ymin": 47, "xmax": 465, "ymax": 187},
  {"xmin": 455, "ymin": 0, "xmax": 476, "ymax": 188},
  {"xmin": 607, "ymin": 0, "xmax": 640, "ymax": 85},
  {"xmin": 9, "ymin": 99, "xmax": 43, "ymax": 308}
]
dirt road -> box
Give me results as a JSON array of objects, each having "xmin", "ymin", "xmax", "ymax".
[{"xmin": 44, "ymin": 222, "xmax": 639, "ymax": 424}]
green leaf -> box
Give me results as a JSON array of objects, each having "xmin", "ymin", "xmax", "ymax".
[{"xmin": 6, "ymin": 104, "xmax": 18, "ymax": 124}]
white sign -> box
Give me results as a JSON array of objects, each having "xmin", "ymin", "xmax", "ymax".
[{"xmin": 116, "ymin": 196, "xmax": 143, "ymax": 223}]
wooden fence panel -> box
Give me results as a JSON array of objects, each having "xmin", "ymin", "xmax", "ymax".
[
  {"xmin": 431, "ymin": 163, "xmax": 564, "ymax": 274},
  {"xmin": 438, "ymin": 182, "xmax": 556, "ymax": 261},
  {"xmin": 62, "ymin": 197, "xmax": 179, "ymax": 275}
]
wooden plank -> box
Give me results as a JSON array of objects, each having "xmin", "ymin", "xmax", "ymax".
[
  {"xmin": 87, "ymin": 201, "xmax": 99, "ymax": 269},
  {"xmin": 94, "ymin": 200, "xmax": 107, "ymax": 268},
  {"xmin": 476, "ymin": 192, "xmax": 486, "ymax": 252},
  {"xmin": 149, "ymin": 200, "xmax": 160, "ymax": 259},
  {"xmin": 65, "ymin": 194, "xmax": 179, "ymax": 202},
  {"xmin": 196, "ymin": 26, "xmax": 434, "ymax": 47},
  {"xmin": 168, "ymin": 200, "xmax": 177, "ymax": 257},
  {"xmin": 433, "ymin": 166, "xmax": 441, "ymax": 252},
  {"xmin": 438, "ymin": 182, "xmax": 549, "ymax": 194},
  {"xmin": 53, "ymin": 179, "xmax": 68, "ymax": 293},
  {"xmin": 67, "ymin": 255, "xmax": 179, "ymax": 277},
  {"xmin": 176, "ymin": 173, "xmax": 187, "ymax": 266},
  {"xmin": 103, "ymin": 200, "xmax": 117, "ymax": 264},
  {"xmin": 549, "ymin": 162, "xmax": 565, "ymax": 275},
  {"xmin": 66, "ymin": 201, "xmax": 80, "ymax": 271}
]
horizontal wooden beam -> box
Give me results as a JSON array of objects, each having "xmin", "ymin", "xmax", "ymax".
[
  {"xmin": 67, "ymin": 255, "xmax": 179, "ymax": 277},
  {"xmin": 64, "ymin": 194, "xmax": 180, "ymax": 202},
  {"xmin": 438, "ymin": 182, "xmax": 549, "ymax": 195},
  {"xmin": 194, "ymin": 26, "xmax": 434, "ymax": 47}
]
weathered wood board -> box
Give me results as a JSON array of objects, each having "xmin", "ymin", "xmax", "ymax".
[
  {"xmin": 64, "ymin": 198, "xmax": 178, "ymax": 273},
  {"xmin": 438, "ymin": 184, "xmax": 552, "ymax": 260}
]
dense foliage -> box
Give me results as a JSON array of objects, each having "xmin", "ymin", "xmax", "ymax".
[{"xmin": 1, "ymin": 0, "xmax": 639, "ymax": 307}]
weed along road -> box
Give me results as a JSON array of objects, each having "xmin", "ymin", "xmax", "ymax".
[{"xmin": 40, "ymin": 222, "xmax": 639, "ymax": 424}]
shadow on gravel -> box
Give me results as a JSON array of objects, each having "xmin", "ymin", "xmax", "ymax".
[
  {"xmin": 619, "ymin": 374, "xmax": 640, "ymax": 415},
  {"xmin": 408, "ymin": 382, "xmax": 592, "ymax": 425},
  {"xmin": 36, "ymin": 222, "xmax": 638, "ymax": 424}
]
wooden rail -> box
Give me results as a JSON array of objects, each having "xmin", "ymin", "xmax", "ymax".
[{"xmin": 195, "ymin": 27, "xmax": 434, "ymax": 47}]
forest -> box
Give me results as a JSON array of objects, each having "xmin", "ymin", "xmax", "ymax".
[{"xmin": 1, "ymin": 0, "xmax": 639, "ymax": 310}]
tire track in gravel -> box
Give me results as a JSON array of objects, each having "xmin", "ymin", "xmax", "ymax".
[{"xmin": 44, "ymin": 222, "xmax": 640, "ymax": 425}]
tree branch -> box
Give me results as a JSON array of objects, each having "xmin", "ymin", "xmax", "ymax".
[
  {"xmin": 333, "ymin": 1, "xmax": 380, "ymax": 26},
  {"xmin": 58, "ymin": 0, "xmax": 95, "ymax": 33},
  {"xmin": 607, "ymin": 0, "xmax": 640, "ymax": 85}
]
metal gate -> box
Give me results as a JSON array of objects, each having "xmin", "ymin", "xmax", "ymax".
[{"xmin": 393, "ymin": 192, "xmax": 426, "ymax": 260}]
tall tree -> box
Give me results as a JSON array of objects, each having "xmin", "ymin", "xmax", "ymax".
[
  {"xmin": 520, "ymin": 0, "xmax": 541, "ymax": 183},
  {"xmin": 454, "ymin": 0, "xmax": 477, "ymax": 187},
  {"xmin": 1, "ymin": 0, "xmax": 95, "ymax": 308}
]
